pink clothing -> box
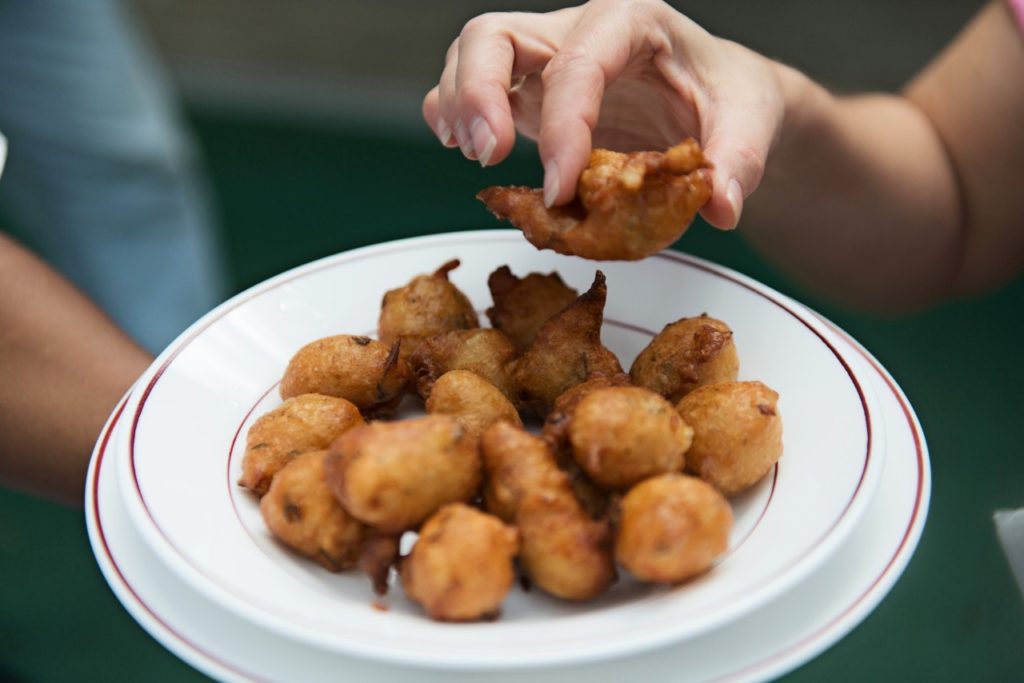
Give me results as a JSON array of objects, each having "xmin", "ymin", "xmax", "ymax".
[{"xmin": 1011, "ymin": 0, "xmax": 1024, "ymax": 34}]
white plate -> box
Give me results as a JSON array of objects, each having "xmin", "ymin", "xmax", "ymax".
[
  {"xmin": 87, "ymin": 322, "xmax": 928, "ymax": 683},
  {"xmin": 116, "ymin": 231, "xmax": 884, "ymax": 668}
]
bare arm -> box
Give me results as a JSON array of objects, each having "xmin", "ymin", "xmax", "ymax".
[
  {"xmin": 425, "ymin": 0, "xmax": 1024, "ymax": 309},
  {"xmin": 0, "ymin": 234, "xmax": 151, "ymax": 506},
  {"xmin": 746, "ymin": 1, "xmax": 1024, "ymax": 308}
]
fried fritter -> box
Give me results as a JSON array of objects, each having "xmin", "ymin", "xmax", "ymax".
[
  {"xmin": 377, "ymin": 259, "xmax": 479, "ymax": 364},
  {"xmin": 516, "ymin": 492, "xmax": 617, "ymax": 601},
  {"xmin": 511, "ymin": 271, "xmax": 623, "ymax": 417},
  {"xmin": 541, "ymin": 372, "xmax": 632, "ymax": 519},
  {"xmin": 485, "ymin": 266, "xmax": 579, "ymax": 351},
  {"xmin": 478, "ymin": 140, "xmax": 712, "ymax": 261},
  {"xmin": 424, "ymin": 370, "xmax": 522, "ymax": 435},
  {"xmin": 480, "ymin": 421, "xmax": 575, "ymax": 523},
  {"xmin": 480, "ymin": 422, "xmax": 616, "ymax": 600},
  {"xmin": 279, "ymin": 335, "xmax": 408, "ymax": 418},
  {"xmin": 401, "ymin": 503, "xmax": 519, "ymax": 621},
  {"xmin": 408, "ymin": 328, "xmax": 518, "ymax": 400},
  {"xmin": 568, "ymin": 387, "xmax": 693, "ymax": 491},
  {"xmin": 239, "ymin": 393, "xmax": 364, "ymax": 496},
  {"xmin": 542, "ymin": 371, "xmax": 632, "ymax": 451},
  {"xmin": 615, "ymin": 473, "xmax": 733, "ymax": 584},
  {"xmin": 260, "ymin": 450, "xmax": 366, "ymax": 572},
  {"xmin": 630, "ymin": 314, "xmax": 739, "ymax": 402},
  {"xmin": 325, "ymin": 415, "xmax": 481, "ymax": 534},
  {"xmin": 676, "ymin": 381, "xmax": 783, "ymax": 496}
]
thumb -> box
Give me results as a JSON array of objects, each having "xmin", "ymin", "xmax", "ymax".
[{"xmin": 699, "ymin": 101, "xmax": 779, "ymax": 230}]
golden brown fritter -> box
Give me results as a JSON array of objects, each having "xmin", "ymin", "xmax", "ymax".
[
  {"xmin": 239, "ymin": 393, "xmax": 364, "ymax": 496},
  {"xmin": 279, "ymin": 335, "xmax": 409, "ymax": 418},
  {"xmin": 542, "ymin": 371, "xmax": 632, "ymax": 451},
  {"xmin": 541, "ymin": 372, "xmax": 632, "ymax": 519},
  {"xmin": 260, "ymin": 450, "xmax": 367, "ymax": 572},
  {"xmin": 424, "ymin": 370, "xmax": 523, "ymax": 435},
  {"xmin": 478, "ymin": 140, "xmax": 712, "ymax": 261},
  {"xmin": 408, "ymin": 328, "xmax": 518, "ymax": 400},
  {"xmin": 516, "ymin": 492, "xmax": 617, "ymax": 601},
  {"xmin": 324, "ymin": 415, "xmax": 481, "ymax": 534},
  {"xmin": 480, "ymin": 422, "xmax": 616, "ymax": 600},
  {"xmin": 676, "ymin": 381, "xmax": 783, "ymax": 496},
  {"xmin": 480, "ymin": 421, "xmax": 576, "ymax": 523},
  {"xmin": 377, "ymin": 259, "xmax": 479, "ymax": 364},
  {"xmin": 485, "ymin": 266, "xmax": 579, "ymax": 351},
  {"xmin": 511, "ymin": 271, "xmax": 623, "ymax": 417},
  {"xmin": 629, "ymin": 314, "xmax": 739, "ymax": 403},
  {"xmin": 401, "ymin": 503, "xmax": 519, "ymax": 622},
  {"xmin": 568, "ymin": 387, "xmax": 693, "ymax": 491},
  {"xmin": 615, "ymin": 473, "xmax": 733, "ymax": 584}
]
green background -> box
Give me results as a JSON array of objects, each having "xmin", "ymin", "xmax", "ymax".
[{"xmin": 1, "ymin": 111, "xmax": 1022, "ymax": 681}]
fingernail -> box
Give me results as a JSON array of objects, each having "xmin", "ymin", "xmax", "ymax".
[
  {"xmin": 544, "ymin": 160, "xmax": 560, "ymax": 208},
  {"xmin": 726, "ymin": 178, "xmax": 743, "ymax": 229},
  {"xmin": 471, "ymin": 116, "xmax": 497, "ymax": 167},
  {"xmin": 454, "ymin": 119, "xmax": 477, "ymax": 160},
  {"xmin": 436, "ymin": 117, "xmax": 455, "ymax": 147}
]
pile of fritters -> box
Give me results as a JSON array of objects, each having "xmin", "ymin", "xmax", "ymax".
[{"xmin": 241, "ymin": 260, "xmax": 783, "ymax": 622}]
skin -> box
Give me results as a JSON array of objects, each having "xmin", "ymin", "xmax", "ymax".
[
  {"xmin": 424, "ymin": 0, "xmax": 1024, "ymax": 309},
  {"xmin": 0, "ymin": 234, "xmax": 152, "ymax": 506}
]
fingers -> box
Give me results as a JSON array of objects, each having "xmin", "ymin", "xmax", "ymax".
[
  {"xmin": 423, "ymin": 87, "xmax": 457, "ymax": 148},
  {"xmin": 425, "ymin": 12, "xmax": 567, "ymax": 167},
  {"xmin": 537, "ymin": 2, "xmax": 659, "ymax": 206}
]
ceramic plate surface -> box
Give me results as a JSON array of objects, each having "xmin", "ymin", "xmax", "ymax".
[
  {"xmin": 87, "ymin": 320, "xmax": 927, "ymax": 682},
  {"xmin": 116, "ymin": 231, "xmax": 884, "ymax": 668}
]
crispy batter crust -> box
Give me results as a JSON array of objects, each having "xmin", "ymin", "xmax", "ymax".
[{"xmin": 478, "ymin": 139, "xmax": 712, "ymax": 261}]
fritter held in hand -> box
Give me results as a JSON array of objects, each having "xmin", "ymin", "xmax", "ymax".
[
  {"xmin": 279, "ymin": 335, "xmax": 409, "ymax": 418},
  {"xmin": 615, "ymin": 473, "xmax": 733, "ymax": 583},
  {"xmin": 478, "ymin": 140, "xmax": 712, "ymax": 261},
  {"xmin": 260, "ymin": 450, "xmax": 367, "ymax": 571},
  {"xmin": 485, "ymin": 266, "xmax": 579, "ymax": 351},
  {"xmin": 512, "ymin": 270, "xmax": 623, "ymax": 417},
  {"xmin": 569, "ymin": 386, "xmax": 693, "ymax": 491},
  {"xmin": 630, "ymin": 314, "xmax": 739, "ymax": 403},
  {"xmin": 408, "ymin": 328, "xmax": 518, "ymax": 401},
  {"xmin": 240, "ymin": 393, "xmax": 364, "ymax": 496},
  {"xmin": 325, "ymin": 415, "xmax": 481, "ymax": 534},
  {"xmin": 425, "ymin": 370, "xmax": 523, "ymax": 435},
  {"xmin": 676, "ymin": 380, "xmax": 783, "ymax": 496},
  {"xmin": 401, "ymin": 503, "xmax": 519, "ymax": 622},
  {"xmin": 377, "ymin": 259, "xmax": 479, "ymax": 364}
]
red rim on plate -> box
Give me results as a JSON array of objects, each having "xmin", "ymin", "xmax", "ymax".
[
  {"xmin": 116, "ymin": 232, "xmax": 882, "ymax": 668},
  {"xmin": 87, "ymin": 323, "xmax": 926, "ymax": 683}
]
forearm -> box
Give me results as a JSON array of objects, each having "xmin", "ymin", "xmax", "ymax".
[
  {"xmin": 0, "ymin": 234, "xmax": 151, "ymax": 506},
  {"xmin": 741, "ymin": 1, "xmax": 1024, "ymax": 309},
  {"xmin": 742, "ymin": 63, "xmax": 963, "ymax": 310}
]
